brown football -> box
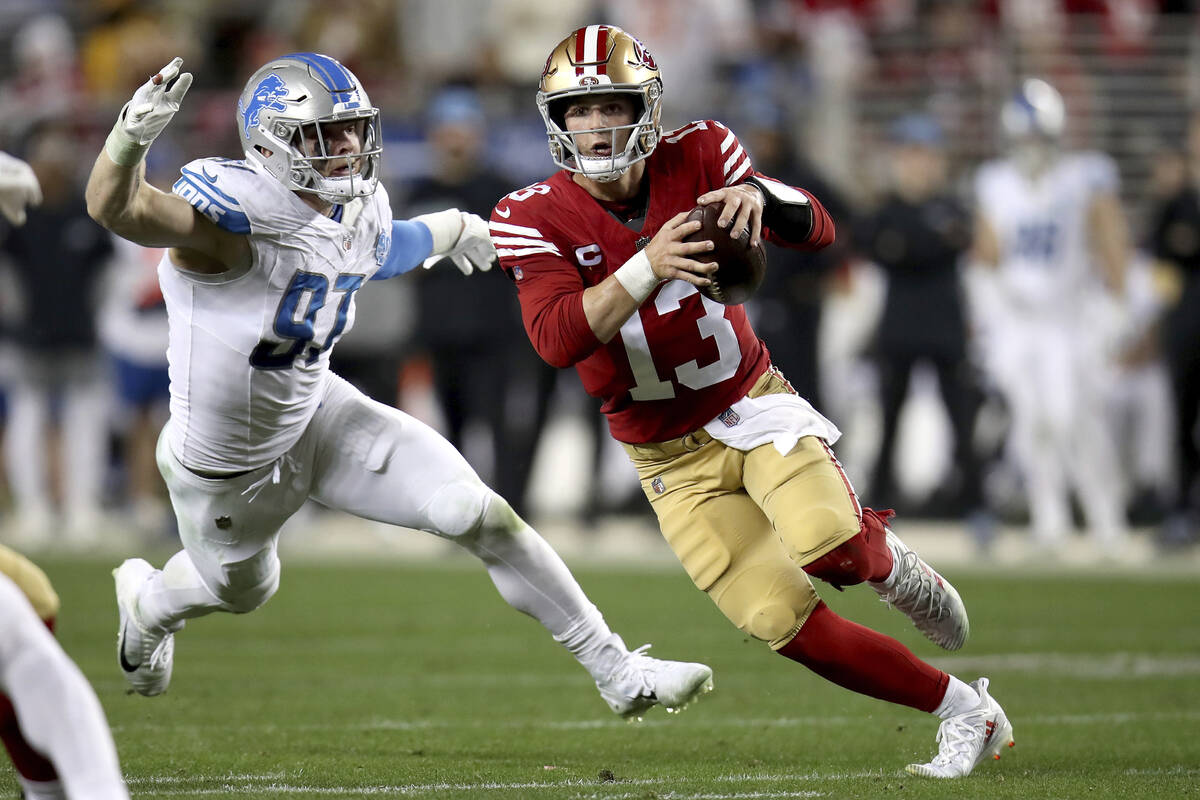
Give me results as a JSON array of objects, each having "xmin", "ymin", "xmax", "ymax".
[{"xmin": 683, "ymin": 202, "xmax": 767, "ymax": 305}]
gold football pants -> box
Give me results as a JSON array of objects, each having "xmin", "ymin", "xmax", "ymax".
[
  {"xmin": 0, "ymin": 544, "xmax": 59, "ymax": 621},
  {"xmin": 623, "ymin": 370, "xmax": 860, "ymax": 649}
]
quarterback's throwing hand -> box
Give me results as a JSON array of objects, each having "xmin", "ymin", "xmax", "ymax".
[
  {"xmin": 0, "ymin": 152, "xmax": 42, "ymax": 226},
  {"xmin": 105, "ymin": 57, "xmax": 194, "ymax": 166}
]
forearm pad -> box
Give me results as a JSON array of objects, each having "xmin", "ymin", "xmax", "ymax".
[{"xmin": 745, "ymin": 175, "xmax": 814, "ymax": 244}]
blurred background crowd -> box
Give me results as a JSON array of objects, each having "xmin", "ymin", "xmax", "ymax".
[{"xmin": 2, "ymin": 0, "xmax": 1200, "ymax": 564}]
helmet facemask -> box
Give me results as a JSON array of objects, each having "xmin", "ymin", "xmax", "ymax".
[
  {"xmin": 539, "ymin": 86, "xmax": 661, "ymax": 182},
  {"xmin": 238, "ymin": 54, "xmax": 382, "ymax": 204},
  {"xmin": 537, "ymin": 25, "xmax": 664, "ymax": 183}
]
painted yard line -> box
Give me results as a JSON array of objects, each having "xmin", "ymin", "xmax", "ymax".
[
  {"xmin": 142, "ymin": 789, "xmax": 823, "ymax": 799},
  {"xmin": 125, "ymin": 770, "xmax": 890, "ymax": 796},
  {"xmin": 111, "ymin": 708, "xmax": 1200, "ymax": 736}
]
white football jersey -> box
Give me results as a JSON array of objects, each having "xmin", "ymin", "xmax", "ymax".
[
  {"xmin": 162, "ymin": 157, "xmax": 394, "ymax": 472},
  {"xmin": 974, "ymin": 151, "xmax": 1118, "ymax": 313}
]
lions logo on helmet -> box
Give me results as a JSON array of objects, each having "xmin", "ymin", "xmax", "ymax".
[
  {"xmin": 537, "ymin": 25, "xmax": 664, "ymax": 183},
  {"xmin": 240, "ymin": 74, "xmax": 290, "ymax": 136},
  {"xmin": 236, "ymin": 52, "xmax": 382, "ymax": 203}
]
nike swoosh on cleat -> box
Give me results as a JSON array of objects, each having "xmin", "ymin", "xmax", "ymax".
[{"xmin": 118, "ymin": 621, "xmax": 141, "ymax": 673}]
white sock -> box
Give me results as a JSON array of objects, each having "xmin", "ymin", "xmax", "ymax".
[
  {"xmin": 0, "ymin": 578, "xmax": 130, "ymax": 800},
  {"xmin": 136, "ymin": 550, "xmax": 224, "ymax": 631},
  {"xmin": 462, "ymin": 514, "xmax": 627, "ymax": 681},
  {"xmin": 17, "ymin": 777, "xmax": 67, "ymax": 800},
  {"xmin": 933, "ymin": 675, "xmax": 981, "ymax": 719},
  {"xmin": 553, "ymin": 605, "xmax": 627, "ymax": 682}
]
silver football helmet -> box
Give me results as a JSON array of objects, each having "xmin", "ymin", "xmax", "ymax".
[
  {"xmin": 1001, "ymin": 78, "xmax": 1064, "ymax": 175},
  {"xmin": 237, "ymin": 52, "xmax": 381, "ymax": 203},
  {"xmin": 537, "ymin": 25, "xmax": 663, "ymax": 182}
]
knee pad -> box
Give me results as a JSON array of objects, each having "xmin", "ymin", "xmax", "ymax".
[
  {"xmin": 803, "ymin": 507, "xmax": 894, "ymax": 589},
  {"xmin": 713, "ymin": 563, "xmax": 819, "ymax": 648},
  {"xmin": 215, "ymin": 547, "xmax": 280, "ymax": 614},
  {"xmin": 422, "ymin": 480, "xmax": 493, "ymax": 541}
]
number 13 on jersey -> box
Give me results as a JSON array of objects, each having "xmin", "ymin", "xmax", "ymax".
[{"xmin": 621, "ymin": 281, "xmax": 742, "ymax": 400}]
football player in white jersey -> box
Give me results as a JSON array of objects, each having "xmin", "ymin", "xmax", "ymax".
[
  {"xmin": 972, "ymin": 78, "xmax": 1131, "ymax": 552},
  {"xmin": 84, "ymin": 54, "xmax": 712, "ymax": 721}
]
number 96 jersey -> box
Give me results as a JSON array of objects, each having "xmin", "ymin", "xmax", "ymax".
[{"xmin": 493, "ymin": 120, "xmax": 771, "ymax": 444}]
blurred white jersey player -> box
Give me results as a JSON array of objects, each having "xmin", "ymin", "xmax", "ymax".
[{"xmin": 972, "ymin": 78, "xmax": 1130, "ymax": 549}]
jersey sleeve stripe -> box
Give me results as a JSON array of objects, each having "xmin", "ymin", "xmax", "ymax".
[
  {"xmin": 725, "ymin": 159, "xmax": 751, "ymax": 185},
  {"xmin": 490, "ymin": 221, "xmax": 545, "ymax": 237},
  {"xmin": 492, "ymin": 235, "xmax": 561, "ymax": 252},
  {"xmin": 719, "ymin": 128, "xmax": 737, "ymax": 154},
  {"xmin": 497, "ymin": 246, "xmax": 561, "ymax": 258},
  {"xmin": 722, "ymin": 144, "xmax": 747, "ymax": 176},
  {"xmin": 665, "ymin": 122, "xmax": 708, "ymax": 143}
]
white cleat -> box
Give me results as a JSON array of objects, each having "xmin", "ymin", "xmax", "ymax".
[
  {"xmin": 114, "ymin": 558, "xmax": 175, "ymax": 697},
  {"xmin": 595, "ymin": 644, "xmax": 714, "ymax": 721},
  {"xmin": 906, "ymin": 677, "xmax": 1015, "ymax": 779},
  {"xmin": 870, "ymin": 530, "xmax": 969, "ymax": 650}
]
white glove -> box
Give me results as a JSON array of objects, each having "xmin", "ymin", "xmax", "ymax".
[
  {"xmin": 416, "ymin": 210, "xmax": 496, "ymax": 275},
  {"xmin": 0, "ymin": 152, "xmax": 41, "ymax": 226},
  {"xmin": 105, "ymin": 57, "xmax": 193, "ymax": 166}
]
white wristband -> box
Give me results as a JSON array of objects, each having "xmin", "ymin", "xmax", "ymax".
[
  {"xmin": 413, "ymin": 209, "xmax": 465, "ymax": 256},
  {"xmin": 104, "ymin": 121, "xmax": 149, "ymax": 167},
  {"xmin": 613, "ymin": 250, "xmax": 660, "ymax": 303}
]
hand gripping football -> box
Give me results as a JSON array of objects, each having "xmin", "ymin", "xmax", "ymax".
[{"xmin": 683, "ymin": 202, "xmax": 767, "ymax": 305}]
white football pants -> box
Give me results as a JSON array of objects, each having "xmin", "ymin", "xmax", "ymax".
[{"xmin": 135, "ymin": 374, "xmax": 623, "ymax": 680}]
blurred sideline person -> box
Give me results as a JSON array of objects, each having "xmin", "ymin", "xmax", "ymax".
[
  {"xmin": 400, "ymin": 86, "xmax": 556, "ymax": 517},
  {"xmin": 0, "ymin": 545, "xmax": 129, "ymax": 800},
  {"xmin": 972, "ymin": 78, "xmax": 1131, "ymax": 553},
  {"xmin": 494, "ymin": 24, "xmax": 1013, "ymax": 779},
  {"xmin": 1148, "ymin": 110, "xmax": 1200, "ymax": 549},
  {"xmin": 1, "ymin": 124, "xmax": 114, "ymax": 548},
  {"xmin": 85, "ymin": 54, "xmax": 712, "ymax": 720},
  {"xmin": 855, "ymin": 114, "xmax": 991, "ymax": 546},
  {"xmin": 97, "ymin": 236, "xmax": 173, "ymax": 540}
]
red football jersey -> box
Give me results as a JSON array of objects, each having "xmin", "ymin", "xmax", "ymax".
[{"xmin": 493, "ymin": 120, "xmax": 830, "ymax": 444}]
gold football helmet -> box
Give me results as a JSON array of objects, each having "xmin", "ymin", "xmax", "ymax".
[{"xmin": 537, "ymin": 25, "xmax": 663, "ymax": 182}]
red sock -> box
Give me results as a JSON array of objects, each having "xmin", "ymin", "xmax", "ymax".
[
  {"xmin": 778, "ymin": 601, "xmax": 948, "ymax": 712},
  {"xmin": 803, "ymin": 507, "xmax": 895, "ymax": 589},
  {"xmin": 0, "ymin": 692, "xmax": 58, "ymax": 782}
]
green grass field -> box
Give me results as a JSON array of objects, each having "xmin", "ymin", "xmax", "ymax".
[{"xmin": 7, "ymin": 552, "xmax": 1199, "ymax": 799}]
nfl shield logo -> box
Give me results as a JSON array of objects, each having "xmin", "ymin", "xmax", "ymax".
[
  {"xmin": 343, "ymin": 232, "xmax": 353, "ymax": 251},
  {"xmin": 718, "ymin": 408, "xmax": 741, "ymax": 428},
  {"xmin": 651, "ymin": 477, "xmax": 665, "ymax": 494}
]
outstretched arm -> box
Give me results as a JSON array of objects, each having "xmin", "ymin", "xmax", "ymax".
[{"xmin": 85, "ymin": 58, "xmax": 247, "ymax": 274}]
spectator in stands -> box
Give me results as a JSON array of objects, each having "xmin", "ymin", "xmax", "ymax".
[
  {"xmin": 97, "ymin": 236, "xmax": 172, "ymax": 541},
  {"xmin": 855, "ymin": 114, "xmax": 991, "ymax": 542}
]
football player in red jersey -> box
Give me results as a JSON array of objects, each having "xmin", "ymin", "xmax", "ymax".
[{"xmin": 493, "ymin": 24, "xmax": 1015, "ymax": 779}]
